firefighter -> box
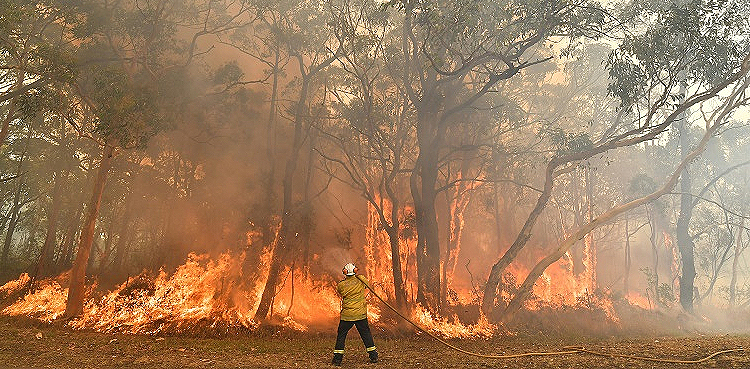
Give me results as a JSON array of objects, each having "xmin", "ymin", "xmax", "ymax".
[{"xmin": 332, "ymin": 263, "xmax": 378, "ymax": 366}]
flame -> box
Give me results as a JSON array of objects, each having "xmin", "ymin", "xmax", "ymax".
[
  {"xmin": 1, "ymin": 204, "xmax": 626, "ymax": 337},
  {"xmin": 2, "ymin": 277, "xmax": 67, "ymax": 322},
  {"xmin": 0, "ymin": 273, "xmax": 30, "ymax": 298},
  {"xmin": 626, "ymin": 292, "xmax": 652, "ymax": 310},
  {"xmin": 69, "ymin": 253, "xmax": 258, "ymax": 334},
  {"xmin": 270, "ymin": 269, "xmax": 341, "ymax": 329},
  {"xmin": 411, "ymin": 305, "xmax": 496, "ymax": 339}
]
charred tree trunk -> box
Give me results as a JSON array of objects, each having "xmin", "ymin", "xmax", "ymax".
[
  {"xmin": 1, "ymin": 146, "xmax": 26, "ymax": 265},
  {"xmin": 729, "ymin": 217, "xmax": 745, "ymax": 308},
  {"xmin": 412, "ymin": 135, "xmax": 442, "ymax": 312},
  {"xmin": 254, "ymin": 52, "xmax": 338, "ymax": 321},
  {"xmin": 65, "ymin": 143, "xmax": 114, "ymax": 318},
  {"xmin": 33, "ymin": 169, "xmax": 65, "ymax": 280},
  {"xmin": 243, "ymin": 46, "xmax": 280, "ymax": 282},
  {"xmin": 385, "ymin": 223, "xmax": 407, "ymax": 310},
  {"xmin": 624, "ymin": 219, "xmax": 631, "ymax": 294},
  {"xmin": 481, "ymin": 162, "xmax": 555, "ymax": 315},
  {"xmin": 255, "ymin": 59, "xmax": 312, "ymax": 321},
  {"xmin": 111, "ymin": 193, "xmax": 133, "ymax": 274},
  {"xmin": 676, "ymin": 117, "xmax": 696, "ymax": 312},
  {"xmin": 1, "ymin": 180, "xmax": 23, "ymax": 265}
]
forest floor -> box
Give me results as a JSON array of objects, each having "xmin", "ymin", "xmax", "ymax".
[{"xmin": 2, "ymin": 316, "xmax": 750, "ymax": 369}]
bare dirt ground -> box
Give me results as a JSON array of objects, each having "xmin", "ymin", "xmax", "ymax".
[{"xmin": 1, "ymin": 316, "xmax": 749, "ymax": 369}]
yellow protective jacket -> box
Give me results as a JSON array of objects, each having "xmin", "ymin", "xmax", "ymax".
[{"xmin": 337, "ymin": 275, "xmax": 369, "ymax": 321}]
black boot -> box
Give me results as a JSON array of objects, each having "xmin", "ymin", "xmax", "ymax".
[
  {"xmin": 368, "ymin": 350, "xmax": 378, "ymax": 363},
  {"xmin": 332, "ymin": 353, "xmax": 343, "ymax": 366}
]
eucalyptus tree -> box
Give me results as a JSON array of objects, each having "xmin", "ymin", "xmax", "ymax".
[
  {"xmin": 0, "ymin": 0, "xmax": 77, "ymax": 147},
  {"xmin": 63, "ymin": 0, "xmax": 258, "ymax": 316},
  {"xmin": 481, "ymin": 0, "xmax": 750, "ymax": 318},
  {"xmin": 252, "ymin": 0, "xmax": 346, "ymax": 321},
  {"xmin": 319, "ymin": 0, "xmax": 415, "ymax": 310},
  {"xmin": 386, "ymin": 0, "xmax": 615, "ymax": 312}
]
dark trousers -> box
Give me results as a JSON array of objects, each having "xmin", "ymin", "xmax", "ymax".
[{"xmin": 333, "ymin": 319, "xmax": 376, "ymax": 354}]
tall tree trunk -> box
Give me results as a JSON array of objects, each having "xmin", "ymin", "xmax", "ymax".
[
  {"xmin": 87, "ymin": 228, "xmax": 103, "ymax": 274},
  {"xmin": 243, "ymin": 46, "xmax": 280, "ymax": 281},
  {"xmin": 384, "ymin": 156, "xmax": 407, "ymax": 310},
  {"xmin": 582, "ymin": 164, "xmax": 596, "ymax": 292},
  {"xmin": 1, "ymin": 181, "xmax": 23, "ymax": 264},
  {"xmin": 624, "ymin": 219, "xmax": 631, "ymax": 294},
  {"xmin": 254, "ymin": 52, "xmax": 337, "ymax": 321},
  {"xmin": 33, "ymin": 169, "xmax": 66, "ymax": 280},
  {"xmin": 97, "ymin": 221, "xmax": 115, "ymax": 272},
  {"xmin": 1, "ymin": 146, "xmax": 26, "ymax": 265},
  {"xmin": 58, "ymin": 203, "xmax": 84, "ymax": 269},
  {"xmin": 412, "ymin": 137, "xmax": 442, "ymax": 312},
  {"xmin": 443, "ymin": 168, "xmax": 471, "ymax": 306},
  {"xmin": 254, "ymin": 69, "xmax": 310, "ymax": 321},
  {"xmin": 112, "ymin": 193, "xmax": 133, "ymax": 274},
  {"xmin": 676, "ymin": 116, "xmax": 696, "ymax": 312},
  {"xmin": 65, "ymin": 143, "xmax": 114, "ymax": 318},
  {"xmin": 729, "ymin": 217, "xmax": 745, "ymax": 308},
  {"xmin": 648, "ymin": 210, "xmax": 660, "ymax": 304}
]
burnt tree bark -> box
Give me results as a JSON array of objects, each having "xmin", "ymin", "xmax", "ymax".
[
  {"xmin": 33, "ymin": 169, "xmax": 66, "ymax": 280},
  {"xmin": 1, "ymin": 144, "xmax": 27, "ymax": 265},
  {"xmin": 676, "ymin": 115, "xmax": 696, "ymax": 312},
  {"xmin": 729, "ymin": 217, "xmax": 745, "ymax": 308}
]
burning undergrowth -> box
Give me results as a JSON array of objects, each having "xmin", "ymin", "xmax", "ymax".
[{"xmin": 0, "ymin": 251, "xmax": 652, "ymax": 338}]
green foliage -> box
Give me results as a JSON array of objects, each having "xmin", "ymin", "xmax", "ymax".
[
  {"xmin": 86, "ymin": 66, "xmax": 164, "ymax": 148},
  {"xmin": 545, "ymin": 127, "xmax": 593, "ymax": 155},
  {"xmin": 386, "ymin": 0, "xmax": 611, "ymax": 73},
  {"xmin": 640, "ymin": 267, "xmax": 675, "ymax": 307},
  {"xmin": 213, "ymin": 62, "xmax": 245, "ymax": 86},
  {"xmin": 628, "ymin": 173, "xmax": 657, "ymax": 195},
  {"xmin": 608, "ymin": 0, "xmax": 750, "ymax": 107}
]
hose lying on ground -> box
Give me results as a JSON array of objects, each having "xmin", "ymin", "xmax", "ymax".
[{"xmin": 356, "ymin": 275, "xmax": 745, "ymax": 363}]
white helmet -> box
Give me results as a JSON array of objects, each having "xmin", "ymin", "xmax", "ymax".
[{"xmin": 342, "ymin": 263, "xmax": 357, "ymax": 276}]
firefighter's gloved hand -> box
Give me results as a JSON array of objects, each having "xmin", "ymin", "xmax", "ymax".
[{"xmin": 369, "ymin": 350, "xmax": 378, "ymax": 363}]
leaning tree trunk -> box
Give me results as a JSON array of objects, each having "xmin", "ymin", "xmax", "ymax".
[
  {"xmin": 481, "ymin": 162, "xmax": 556, "ymax": 315},
  {"xmin": 254, "ymin": 72, "xmax": 310, "ymax": 321},
  {"xmin": 499, "ymin": 100, "xmax": 727, "ymax": 322},
  {"xmin": 64, "ymin": 143, "xmax": 114, "ymax": 318}
]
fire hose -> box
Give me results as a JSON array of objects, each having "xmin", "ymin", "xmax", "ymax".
[{"xmin": 355, "ymin": 275, "xmax": 745, "ymax": 364}]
